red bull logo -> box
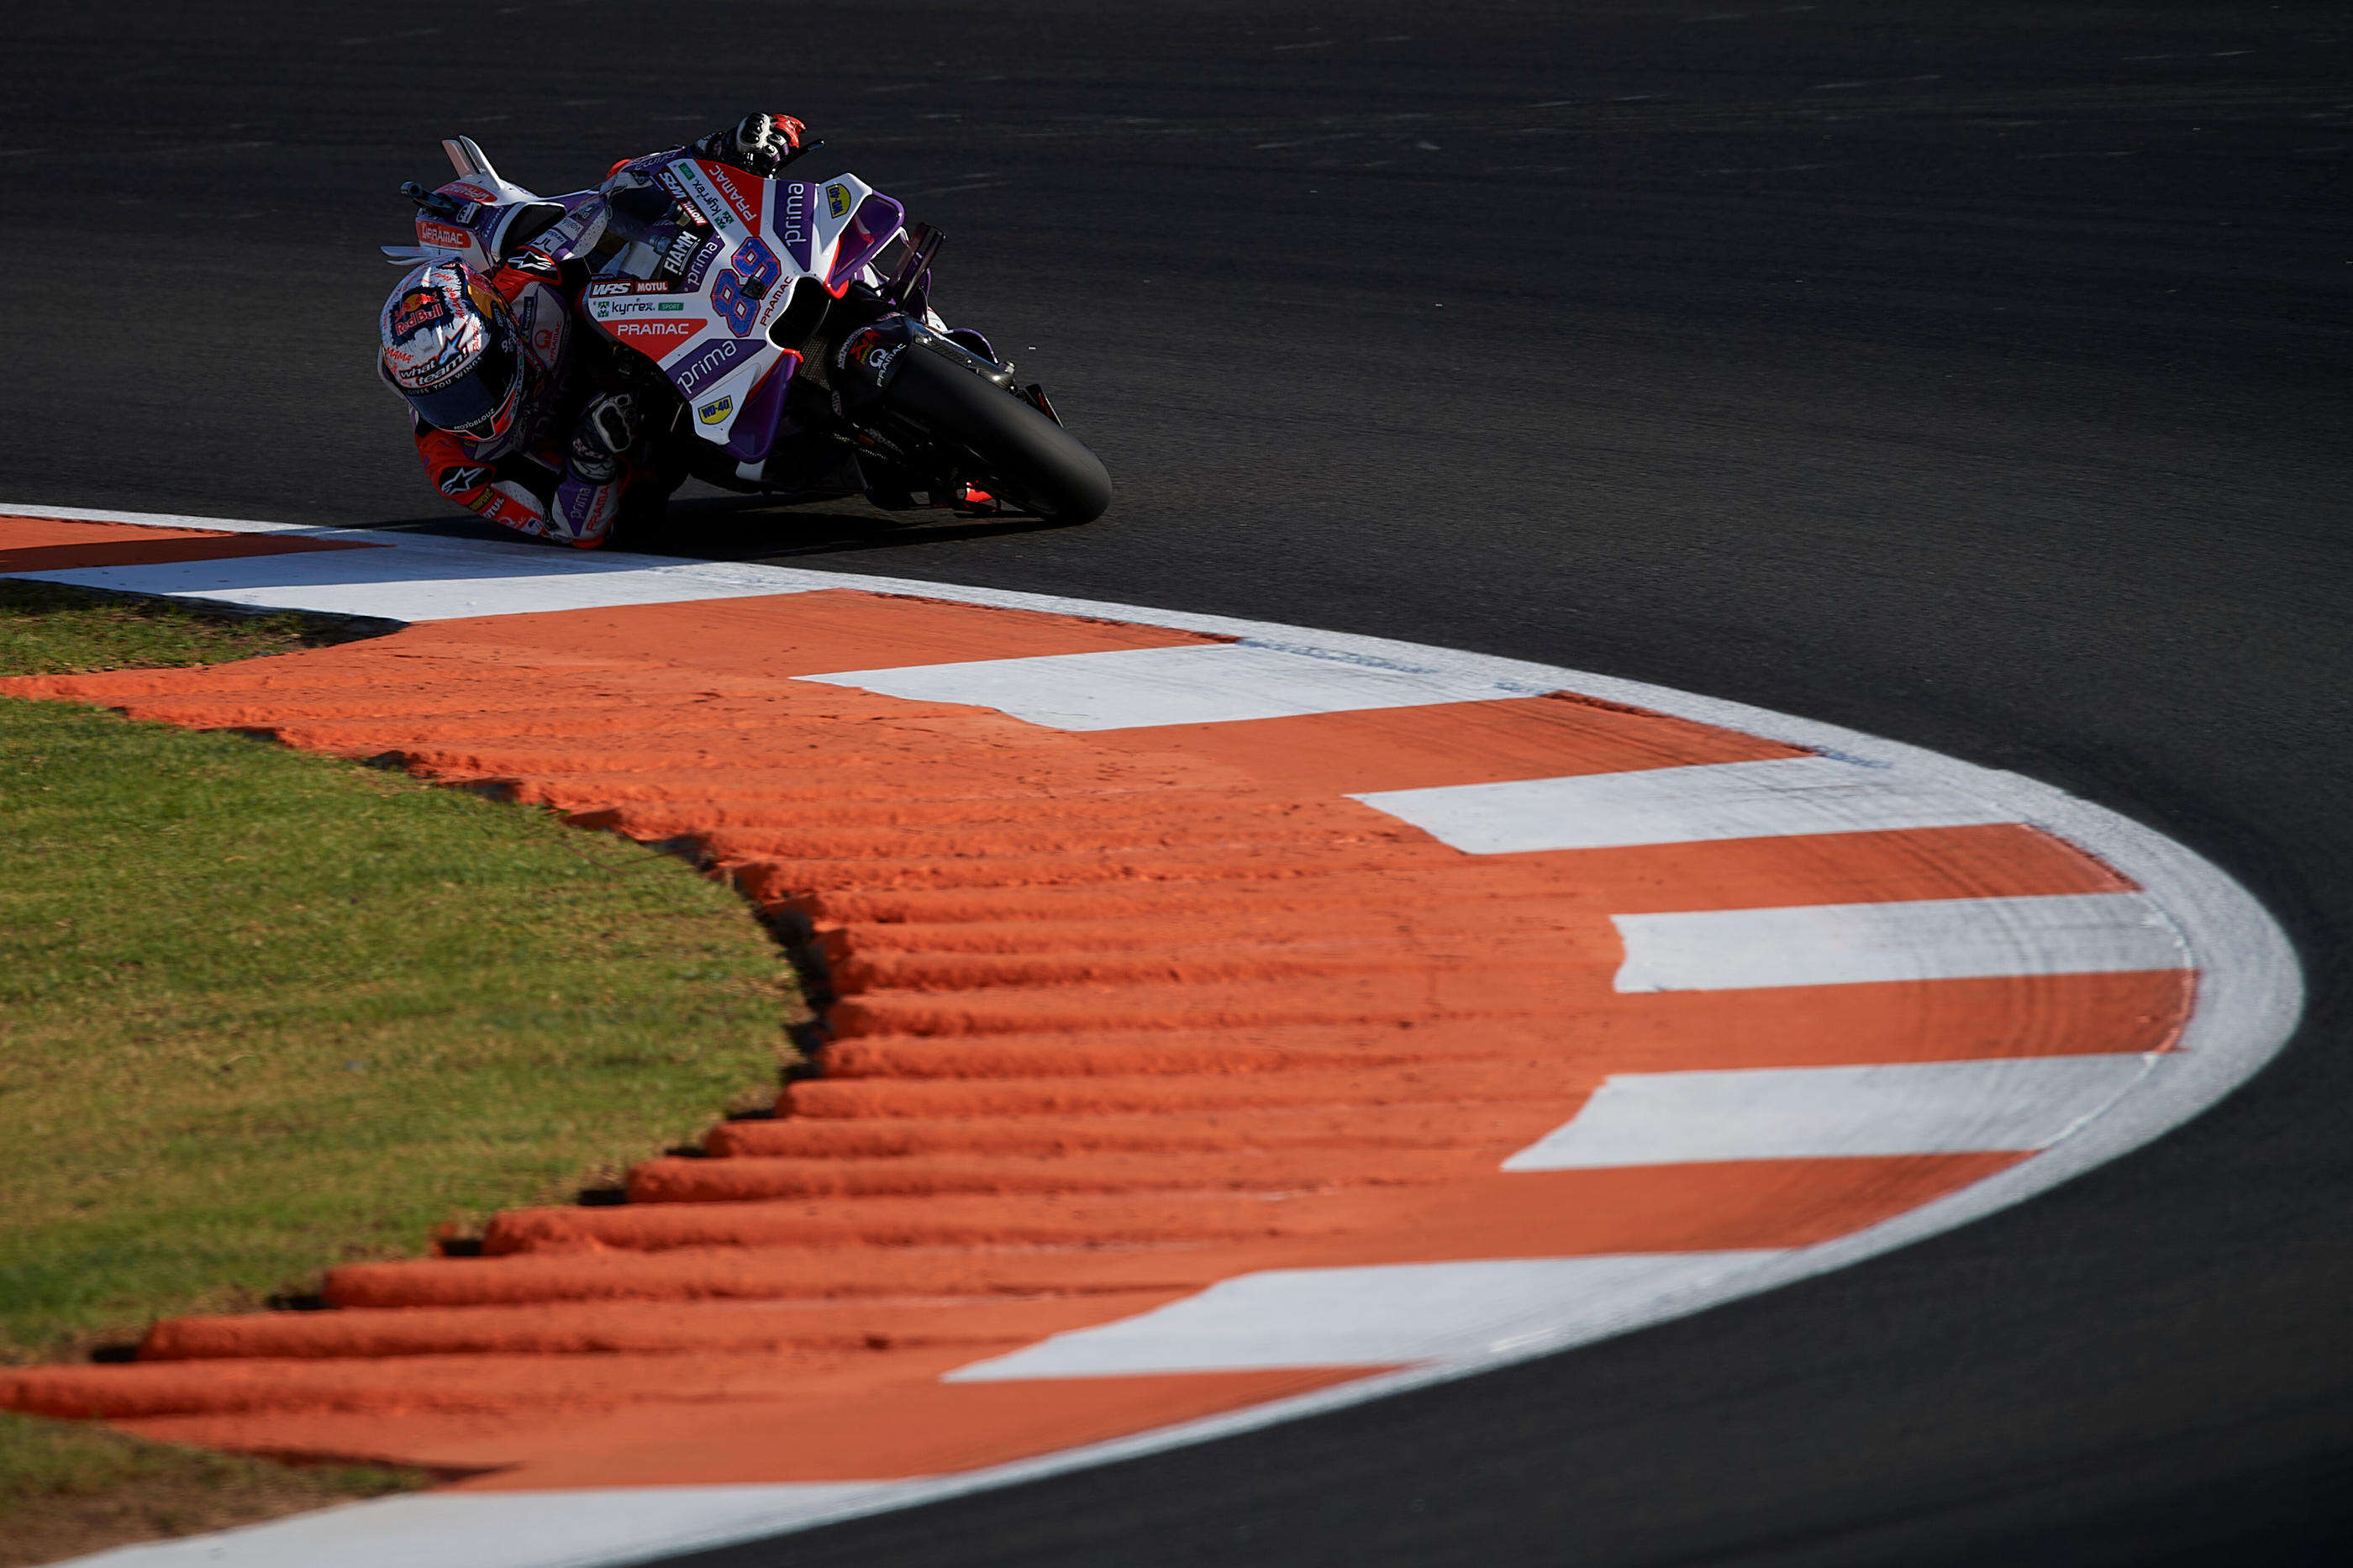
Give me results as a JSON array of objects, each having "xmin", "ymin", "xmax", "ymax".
[{"xmin": 390, "ymin": 288, "xmax": 450, "ymax": 338}]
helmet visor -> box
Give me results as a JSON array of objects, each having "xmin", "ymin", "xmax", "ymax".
[{"xmin": 405, "ymin": 337, "xmax": 522, "ymax": 438}]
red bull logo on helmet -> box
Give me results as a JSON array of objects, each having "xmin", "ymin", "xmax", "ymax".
[{"xmin": 389, "ymin": 287, "xmax": 451, "ymax": 339}]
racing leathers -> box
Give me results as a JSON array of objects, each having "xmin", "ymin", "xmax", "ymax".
[{"xmin": 409, "ymin": 249, "xmax": 649, "ymax": 546}]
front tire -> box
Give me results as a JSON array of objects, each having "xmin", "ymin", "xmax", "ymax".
[{"xmin": 882, "ymin": 345, "xmax": 1113, "ymax": 524}]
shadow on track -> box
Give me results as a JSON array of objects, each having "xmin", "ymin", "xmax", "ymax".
[
  {"xmin": 349, "ymin": 495, "xmax": 1085, "ymax": 564},
  {"xmin": 644, "ymin": 494, "xmax": 1088, "ymax": 561}
]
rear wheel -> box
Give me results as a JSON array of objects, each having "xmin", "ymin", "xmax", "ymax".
[{"xmin": 880, "ymin": 344, "xmax": 1113, "ymax": 524}]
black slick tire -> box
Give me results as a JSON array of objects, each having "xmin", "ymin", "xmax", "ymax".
[{"xmin": 882, "ymin": 345, "xmax": 1113, "ymax": 524}]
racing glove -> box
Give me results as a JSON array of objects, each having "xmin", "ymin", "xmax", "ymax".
[
  {"xmin": 695, "ymin": 113, "xmax": 808, "ymax": 176},
  {"xmin": 567, "ymin": 391, "xmax": 639, "ymax": 485}
]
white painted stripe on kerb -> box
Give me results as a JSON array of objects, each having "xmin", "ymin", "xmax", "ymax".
[
  {"xmin": 1613, "ymin": 892, "xmax": 2188, "ymax": 992},
  {"xmin": 797, "ymin": 641, "xmax": 1537, "ymax": 729},
  {"xmin": 13, "ymin": 530, "xmax": 825, "ymax": 623},
  {"xmin": 1353, "ymin": 755, "xmax": 2013, "ymax": 854},
  {"xmin": 1502, "ymin": 1055, "xmax": 2159, "ymax": 1170},
  {"xmin": 0, "ymin": 503, "xmax": 318, "ymax": 534},
  {"xmin": 55, "ymin": 1483, "xmax": 917, "ymax": 1568},
  {"xmin": 946, "ymin": 1254, "xmax": 1784, "ymax": 1381}
]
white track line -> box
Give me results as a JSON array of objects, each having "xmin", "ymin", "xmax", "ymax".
[
  {"xmin": 1501, "ymin": 1055, "xmax": 2159, "ymax": 1169},
  {"xmin": 61, "ymin": 1484, "xmax": 909, "ymax": 1568},
  {"xmin": 6, "ymin": 513, "xmax": 825, "ymax": 622},
  {"xmin": 7, "ymin": 506, "xmax": 2303, "ymax": 1568},
  {"xmin": 946, "ymin": 1255, "xmax": 1785, "ymax": 1380},
  {"xmin": 1613, "ymin": 892, "xmax": 2189, "ymax": 992},
  {"xmin": 797, "ymin": 639, "xmax": 1543, "ymax": 729},
  {"xmin": 10, "ymin": 543, "xmax": 827, "ymax": 622},
  {"xmin": 1353, "ymin": 754, "xmax": 2012, "ymax": 853}
]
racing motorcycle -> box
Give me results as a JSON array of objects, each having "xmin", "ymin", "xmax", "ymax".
[{"xmin": 382, "ymin": 135, "xmax": 1111, "ymax": 527}]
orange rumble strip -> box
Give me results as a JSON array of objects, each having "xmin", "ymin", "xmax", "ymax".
[{"xmin": 0, "ymin": 553, "xmax": 2201, "ymax": 1494}]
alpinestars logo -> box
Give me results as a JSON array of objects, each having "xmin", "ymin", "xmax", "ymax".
[{"xmin": 438, "ymin": 465, "xmax": 493, "ymax": 497}]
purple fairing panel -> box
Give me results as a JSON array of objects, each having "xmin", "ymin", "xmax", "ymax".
[
  {"xmin": 829, "ymin": 193, "xmax": 906, "ymax": 289},
  {"xmin": 671, "ymin": 336, "xmax": 761, "ymax": 402},
  {"xmin": 776, "ymin": 182, "xmax": 815, "ymax": 271},
  {"xmin": 724, "ymin": 352, "xmax": 802, "ymax": 463}
]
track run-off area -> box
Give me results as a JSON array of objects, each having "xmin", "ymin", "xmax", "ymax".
[{"xmin": 0, "ymin": 507, "xmax": 2300, "ymax": 1566}]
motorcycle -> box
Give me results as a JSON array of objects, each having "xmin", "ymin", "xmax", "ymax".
[{"xmin": 382, "ymin": 135, "xmax": 1112, "ymax": 528}]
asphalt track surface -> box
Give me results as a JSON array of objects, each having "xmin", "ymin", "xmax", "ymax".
[{"xmin": 7, "ymin": 3, "xmax": 2350, "ymax": 1564}]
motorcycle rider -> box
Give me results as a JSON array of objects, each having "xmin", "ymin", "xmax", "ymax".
[{"xmin": 377, "ymin": 113, "xmax": 808, "ymax": 547}]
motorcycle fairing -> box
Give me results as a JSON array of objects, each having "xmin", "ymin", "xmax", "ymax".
[
  {"xmin": 387, "ymin": 183, "xmax": 599, "ymax": 271},
  {"xmin": 582, "ymin": 155, "xmax": 905, "ymax": 462},
  {"xmin": 583, "ymin": 274, "xmax": 791, "ymax": 459},
  {"xmin": 830, "ymin": 191, "xmax": 906, "ymax": 292},
  {"xmin": 382, "ymin": 135, "xmax": 600, "ymax": 271}
]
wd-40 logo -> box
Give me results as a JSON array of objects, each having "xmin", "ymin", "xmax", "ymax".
[
  {"xmin": 437, "ymin": 464, "xmax": 492, "ymax": 497},
  {"xmin": 825, "ymin": 183, "xmax": 850, "ymax": 219},
  {"xmin": 697, "ymin": 395, "xmax": 734, "ymax": 425}
]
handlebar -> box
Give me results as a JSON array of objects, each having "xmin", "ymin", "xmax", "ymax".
[{"xmin": 400, "ymin": 181, "xmax": 467, "ymax": 219}]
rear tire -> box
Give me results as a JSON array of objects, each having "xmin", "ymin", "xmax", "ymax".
[{"xmin": 881, "ymin": 345, "xmax": 1113, "ymax": 524}]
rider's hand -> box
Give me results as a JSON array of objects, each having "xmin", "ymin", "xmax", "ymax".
[
  {"xmin": 720, "ymin": 112, "xmax": 807, "ymax": 175},
  {"xmin": 568, "ymin": 391, "xmax": 638, "ymax": 484}
]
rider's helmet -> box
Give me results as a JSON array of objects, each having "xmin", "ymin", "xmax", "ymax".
[{"xmin": 378, "ymin": 262, "xmax": 531, "ymax": 445}]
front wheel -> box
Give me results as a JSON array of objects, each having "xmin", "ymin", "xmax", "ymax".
[{"xmin": 880, "ymin": 345, "xmax": 1113, "ymax": 524}]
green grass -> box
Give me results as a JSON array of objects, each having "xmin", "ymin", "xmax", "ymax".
[
  {"xmin": 0, "ymin": 1411, "xmax": 423, "ymax": 1568},
  {"xmin": 0, "ymin": 579, "xmax": 383, "ymax": 676},
  {"xmin": 0, "ymin": 579, "xmax": 803, "ymax": 1555},
  {"xmin": 0, "ymin": 585, "xmax": 800, "ymax": 1355}
]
